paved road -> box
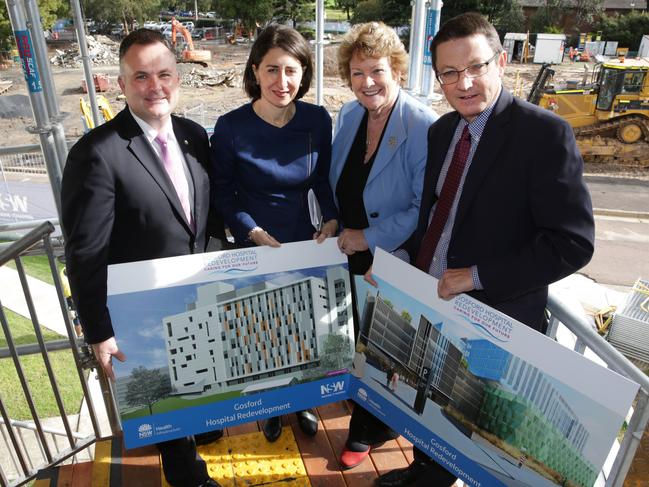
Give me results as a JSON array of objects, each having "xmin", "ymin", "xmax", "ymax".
[
  {"xmin": 2, "ymin": 175, "xmax": 648, "ymax": 287},
  {"xmin": 582, "ymin": 176, "xmax": 649, "ymax": 287}
]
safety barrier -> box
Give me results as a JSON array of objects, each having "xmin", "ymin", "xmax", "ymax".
[
  {"xmin": 546, "ymin": 291, "xmax": 649, "ymax": 487},
  {"xmin": 0, "ymin": 222, "xmax": 106, "ymax": 486}
]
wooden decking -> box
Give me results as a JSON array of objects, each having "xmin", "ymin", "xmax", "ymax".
[
  {"xmin": 33, "ymin": 401, "xmax": 415, "ymax": 487},
  {"xmin": 32, "ymin": 401, "xmax": 649, "ymax": 486}
]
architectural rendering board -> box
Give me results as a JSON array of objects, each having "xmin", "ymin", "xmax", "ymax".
[
  {"xmin": 349, "ymin": 249, "xmax": 639, "ymax": 487},
  {"xmin": 106, "ymin": 239, "xmax": 355, "ymax": 448}
]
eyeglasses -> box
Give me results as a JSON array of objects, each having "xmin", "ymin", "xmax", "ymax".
[{"xmin": 435, "ymin": 51, "xmax": 501, "ymax": 85}]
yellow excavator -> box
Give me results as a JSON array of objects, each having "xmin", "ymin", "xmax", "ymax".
[
  {"xmin": 528, "ymin": 58, "xmax": 649, "ymax": 164},
  {"xmin": 79, "ymin": 95, "xmax": 115, "ymax": 131}
]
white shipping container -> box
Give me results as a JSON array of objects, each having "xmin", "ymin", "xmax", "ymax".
[{"xmin": 533, "ymin": 33, "xmax": 566, "ymax": 64}]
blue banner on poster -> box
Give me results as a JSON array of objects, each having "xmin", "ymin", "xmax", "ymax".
[
  {"xmin": 14, "ymin": 30, "xmax": 42, "ymax": 93},
  {"xmin": 122, "ymin": 375, "xmax": 350, "ymax": 447}
]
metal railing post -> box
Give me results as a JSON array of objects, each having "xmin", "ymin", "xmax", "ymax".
[
  {"xmin": 5, "ymin": 0, "xmax": 63, "ymax": 220},
  {"xmin": 69, "ymin": 0, "xmax": 101, "ymax": 128},
  {"xmin": 23, "ymin": 0, "xmax": 69, "ymax": 171},
  {"xmin": 547, "ymin": 290, "xmax": 649, "ymax": 485},
  {"xmin": 315, "ymin": 0, "xmax": 324, "ymax": 106}
]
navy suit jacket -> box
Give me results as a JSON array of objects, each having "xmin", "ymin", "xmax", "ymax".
[
  {"xmin": 62, "ymin": 108, "xmax": 216, "ymax": 343},
  {"xmin": 405, "ymin": 89, "xmax": 595, "ymax": 331}
]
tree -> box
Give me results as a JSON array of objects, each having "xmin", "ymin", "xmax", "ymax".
[
  {"xmin": 219, "ymin": 0, "xmax": 274, "ymax": 35},
  {"xmin": 83, "ymin": 0, "xmax": 160, "ymax": 32},
  {"xmin": 319, "ymin": 333, "xmax": 353, "ymax": 371},
  {"xmin": 273, "ymin": 0, "xmax": 313, "ymax": 28},
  {"xmin": 573, "ymin": 0, "xmax": 603, "ymax": 30},
  {"xmin": 381, "ymin": 0, "xmax": 411, "ymax": 26},
  {"xmin": 595, "ymin": 11, "xmax": 649, "ymax": 51},
  {"xmin": 335, "ymin": 0, "xmax": 358, "ymax": 20},
  {"xmin": 529, "ymin": 0, "xmax": 566, "ymax": 33},
  {"xmin": 125, "ymin": 366, "xmax": 171, "ymax": 415},
  {"xmin": 0, "ymin": 0, "xmax": 68, "ymax": 57},
  {"xmin": 400, "ymin": 310, "xmax": 412, "ymax": 323},
  {"xmin": 351, "ymin": 0, "xmax": 382, "ymax": 24}
]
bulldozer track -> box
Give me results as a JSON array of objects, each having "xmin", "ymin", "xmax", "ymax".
[{"xmin": 574, "ymin": 116, "xmax": 649, "ymax": 166}]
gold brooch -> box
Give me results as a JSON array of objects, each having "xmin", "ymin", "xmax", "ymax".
[{"xmin": 388, "ymin": 136, "xmax": 397, "ymax": 147}]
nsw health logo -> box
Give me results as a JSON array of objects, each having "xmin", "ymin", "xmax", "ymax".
[
  {"xmin": 320, "ymin": 379, "xmax": 346, "ymax": 398},
  {"xmin": 138, "ymin": 423, "xmax": 153, "ymax": 439}
]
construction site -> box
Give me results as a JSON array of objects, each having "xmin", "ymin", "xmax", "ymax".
[
  {"xmin": 0, "ymin": 34, "xmax": 648, "ymax": 174},
  {"xmin": 1, "ymin": 1, "xmax": 649, "ymax": 486}
]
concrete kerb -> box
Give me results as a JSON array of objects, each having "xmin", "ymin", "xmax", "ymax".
[{"xmin": 594, "ymin": 208, "xmax": 649, "ymax": 220}]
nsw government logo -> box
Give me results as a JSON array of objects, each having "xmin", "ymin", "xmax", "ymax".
[
  {"xmin": 356, "ymin": 388, "xmax": 368, "ymax": 402},
  {"xmin": 320, "ymin": 379, "xmax": 345, "ymax": 398},
  {"xmin": 138, "ymin": 423, "xmax": 153, "ymax": 439}
]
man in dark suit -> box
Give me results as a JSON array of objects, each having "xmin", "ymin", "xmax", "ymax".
[
  {"xmin": 62, "ymin": 29, "xmax": 221, "ymax": 487},
  {"xmin": 375, "ymin": 13, "xmax": 595, "ymax": 487}
]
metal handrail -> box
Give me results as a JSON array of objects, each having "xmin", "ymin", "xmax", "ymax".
[
  {"xmin": 0, "ymin": 418, "xmax": 88, "ymax": 441},
  {"xmin": 0, "ymin": 222, "xmax": 102, "ymax": 486},
  {"xmin": 546, "ymin": 290, "xmax": 649, "ymax": 487}
]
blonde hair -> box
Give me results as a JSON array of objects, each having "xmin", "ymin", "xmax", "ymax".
[{"xmin": 338, "ymin": 22, "xmax": 409, "ymax": 87}]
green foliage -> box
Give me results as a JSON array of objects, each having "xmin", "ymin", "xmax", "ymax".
[
  {"xmin": 218, "ymin": 0, "xmax": 274, "ymax": 33},
  {"xmin": 351, "ymin": 0, "xmax": 381, "ymax": 24},
  {"xmin": 82, "ymin": 0, "xmax": 160, "ymax": 31},
  {"xmin": 125, "ymin": 366, "xmax": 171, "ymax": 414},
  {"xmin": 595, "ymin": 11, "xmax": 649, "ymax": 51},
  {"xmin": 335, "ymin": 0, "xmax": 357, "ymax": 20},
  {"xmin": 274, "ymin": 0, "xmax": 313, "ymax": 27},
  {"xmin": 440, "ymin": 0, "xmax": 526, "ymax": 35},
  {"xmin": 319, "ymin": 333, "xmax": 353, "ymax": 370},
  {"xmin": 297, "ymin": 26, "xmax": 315, "ymax": 40},
  {"xmin": 400, "ymin": 310, "xmax": 412, "ymax": 323},
  {"xmin": 529, "ymin": 0, "xmax": 565, "ymax": 33},
  {"xmin": 0, "ymin": 0, "xmax": 68, "ymax": 55}
]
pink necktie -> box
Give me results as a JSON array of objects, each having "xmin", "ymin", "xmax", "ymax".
[
  {"xmin": 155, "ymin": 131, "xmax": 194, "ymax": 229},
  {"xmin": 415, "ymin": 126, "xmax": 471, "ymax": 272}
]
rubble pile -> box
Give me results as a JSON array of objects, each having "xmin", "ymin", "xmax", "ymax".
[
  {"xmin": 50, "ymin": 35, "xmax": 119, "ymax": 67},
  {"xmin": 180, "ymin": 67, "xmax": 239, "ymax": 88}
]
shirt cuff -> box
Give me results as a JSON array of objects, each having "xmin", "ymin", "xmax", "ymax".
[
  {"xmin": 471, "ymin": 265, "xmax": 483, "ymax": 291},
  {"xmin": 392, "ymin": 248, "xmax": 410, "ymax": 264}
]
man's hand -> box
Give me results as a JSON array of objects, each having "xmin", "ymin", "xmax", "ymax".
[
  {"xmin": 337, "ymin": 229, "xmax": 369, "ymax": 255},
  {"xmin": 438, "ymin": 268, "xmax": 474, "ymax": 300},
  {"xmin": 364, "ymin": 266, "xmax": 377, "ymax": 287},
  {"xmin": 249, "ymin": 227, "xmax": 281, "ymax": 247},
  {"xmin": 91, "ymin": 337, "xmax": 126, "ymax": 382},
  {"xmin": 314, "ymin": 219, "xmax": 338, "ymax": 243}
]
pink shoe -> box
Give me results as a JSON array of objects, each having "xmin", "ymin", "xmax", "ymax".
[{"xmin": 340, "ymin": 445, "xmax": 370, "ymax": 469}]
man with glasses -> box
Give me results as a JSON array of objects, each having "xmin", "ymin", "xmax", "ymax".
[{"xmin": 376, "ymin": 12, "xmax": 594, "ymax": 487}]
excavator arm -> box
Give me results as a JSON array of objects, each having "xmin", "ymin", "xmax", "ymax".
[{"xmin": 171, "ymin": 17, "xmax": 195, "ymax": 51}]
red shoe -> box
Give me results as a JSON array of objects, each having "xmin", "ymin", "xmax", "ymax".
[{"xmin": 340, "ymin": 445, "xmax": 370, "ymax": 469}]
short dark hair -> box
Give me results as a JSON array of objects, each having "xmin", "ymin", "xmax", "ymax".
[
  {"xmin": 119, "ymin": 28, "xmax": 174, "ymax": 62},
  {"xmin": 243, "ymin": 25, "xmax": 313, "ymax": 100},
  {"xmin": 430, "ymin": 12, "xmax": 502, "ymax": 70}
]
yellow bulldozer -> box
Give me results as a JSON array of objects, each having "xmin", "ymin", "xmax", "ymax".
[{"xmin": 528, "ymin": 58, "xmax": 649, "ymax": 164}]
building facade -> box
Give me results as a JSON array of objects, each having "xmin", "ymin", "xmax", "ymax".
[{"xmin": 163, "ymin": 266, "xmax": 353, "ymax": 394}]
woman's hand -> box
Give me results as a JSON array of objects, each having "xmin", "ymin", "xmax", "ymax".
[
  {"xmin": 314, "ymin": 219, "xmax": 338, "ymax": 243},
  {"xmin": 249, "ymin": 227, "xmax": 281, "ymax": 247},
  {"xmin": 337, "ymin": 228, "xmax": 369, "ymax": 255}
]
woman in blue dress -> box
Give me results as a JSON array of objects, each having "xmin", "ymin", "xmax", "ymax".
[{"xmin": 210, "ymin": 24, "xmax": 338, "ymax": 442}]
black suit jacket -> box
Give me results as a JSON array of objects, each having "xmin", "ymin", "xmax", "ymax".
[
  {"xmin": 405, "ymin": 89, "xmax": 595, "ymax": 331},
  {"xmin": 62, "ymin": 108, "xmax": 219, "ymax": 343}
]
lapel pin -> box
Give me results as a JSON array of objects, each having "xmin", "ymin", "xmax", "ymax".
[
  {"xmin": 184, "ymin": 139, "xmax": 189, "ymax": 146},
  {"xmin": 388, "ymin": 136, "xmax": 397, "ymax": 147}
]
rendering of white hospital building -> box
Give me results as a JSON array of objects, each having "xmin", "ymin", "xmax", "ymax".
[{"xmin": 163, "ymin": 267, "xmax": 353, "ymax": 394}]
